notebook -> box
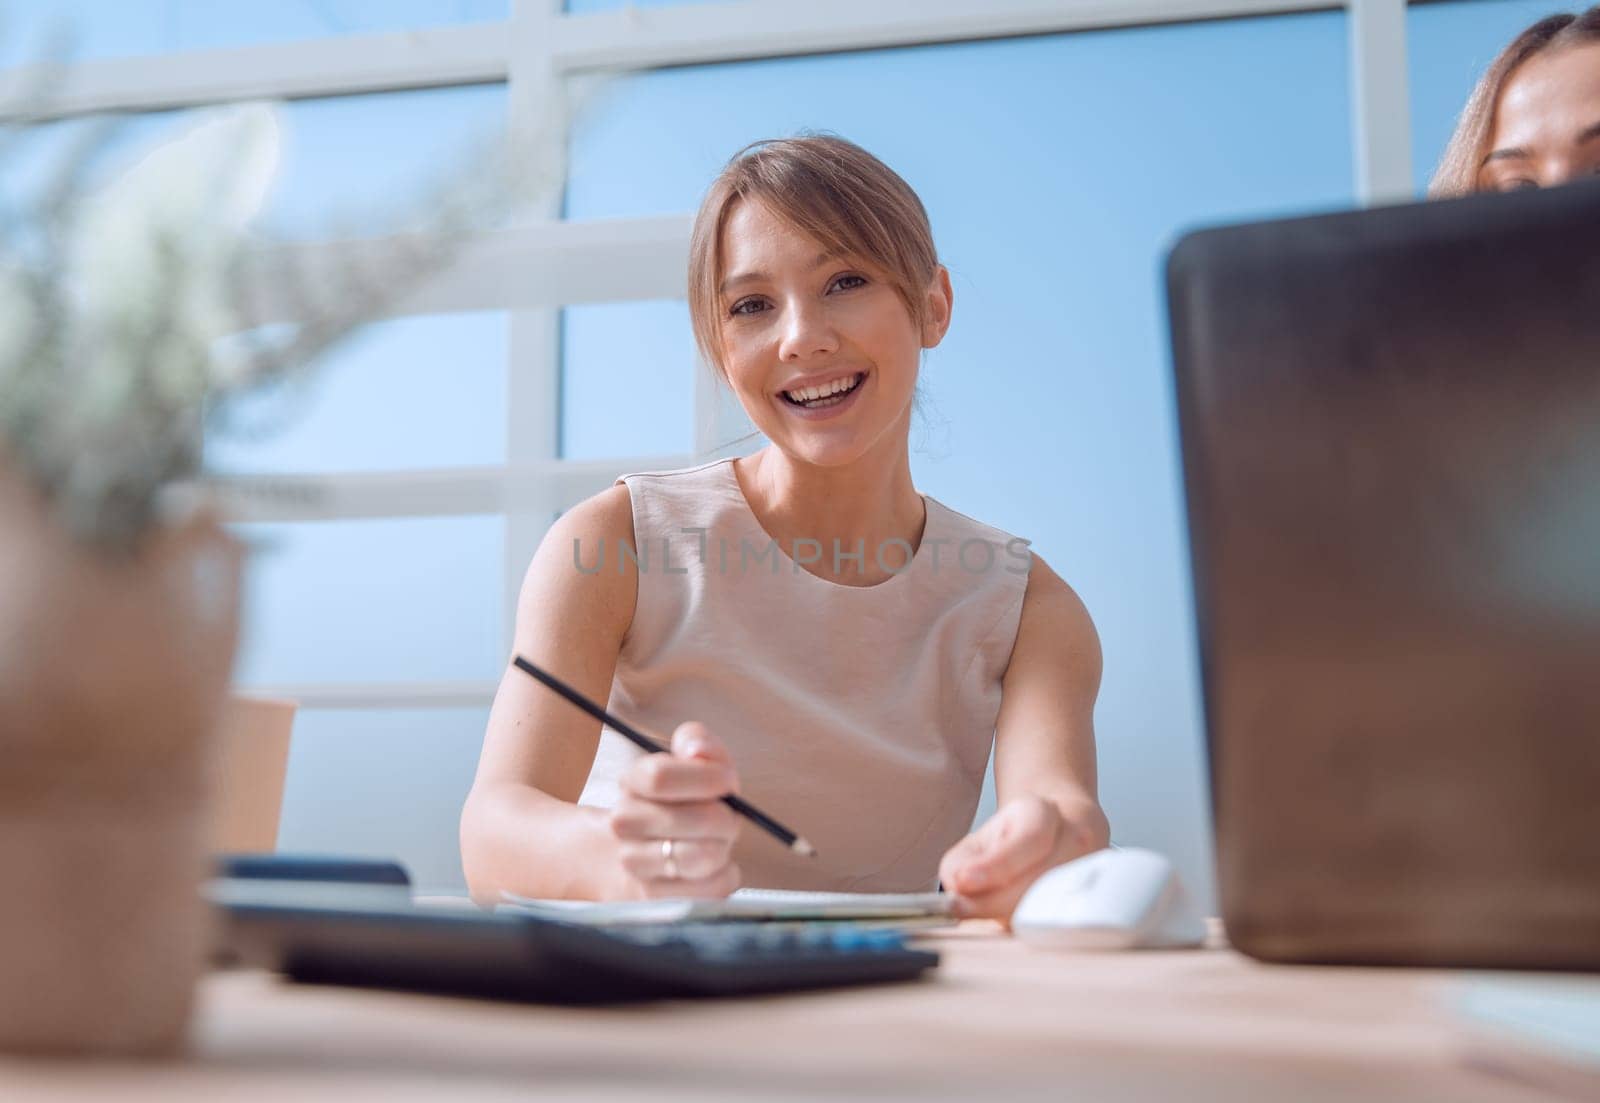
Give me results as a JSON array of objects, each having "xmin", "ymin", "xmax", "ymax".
[{"xmin": 498, "ymin": 888, "xmax": 956, "ymax": 926}]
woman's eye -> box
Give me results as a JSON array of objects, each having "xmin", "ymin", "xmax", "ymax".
[
  {"xmin": 829, "ymin": 274, "xmax": 867, "ymax": 293},
  {"xmin": 729, "ymin": 297, "xmax": 768, "ymax": 317}
]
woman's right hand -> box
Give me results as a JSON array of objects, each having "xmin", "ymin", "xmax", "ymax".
[{"xmin": 609, "ymin": 722, "xmax": 742, "ymax": 899}]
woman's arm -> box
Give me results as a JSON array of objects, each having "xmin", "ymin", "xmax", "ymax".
[
  {"xmin": 459, "ymin": 485, "xmax": 640, "ymax": 907},
  {"xmin": 991, "ymin": 552, "xmax": 1109, "ymax": 844},
  {"xmin": 938, "ymin": 553, "xmax": 1111, "ymax": 919}
]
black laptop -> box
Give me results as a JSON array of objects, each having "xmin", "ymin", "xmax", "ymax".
[{"xmin": 1166, "ymin": 180, "xmax": 1600, "ymax": 970}]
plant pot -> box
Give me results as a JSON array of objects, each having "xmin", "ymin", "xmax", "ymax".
[{"xmin": 0, "ymin": 462, "xmax": 243, "ymax": 1055}]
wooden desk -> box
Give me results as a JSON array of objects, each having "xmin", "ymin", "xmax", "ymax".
[{"xmin": 5, "ymin": 924, "xmax": 1595, "ymax": 1102}]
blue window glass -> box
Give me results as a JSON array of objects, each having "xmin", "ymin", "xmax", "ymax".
[
  {"xmin": 210, "ymin": 87, "xmax": 509, "ymax": 474},
  {"xmin": 1, "ymin": 1, "xmax": 508, "ymax": 67},
  {"xmin": 560, "ymin": 300, "xmax": 696, "ymax": 460},
  {"xmin": 1408, "ymin": 0, "xmax": 1567, "ymax": 193},
  {"xmin": 7, "ymin": 87, "xmax": 509, "ymax": 474},
  {"xmin": 562, "ymin": 14, "xmax": 1355, "ymax": 911},
  {"xmin": 199, "ymin": 87, "xmax": 508, "ymax": 474},
  {"xmin": 1, "ymin": 74, "xmax": 506, "ymax": 244},
  {"xmin": 205, "ymin": 312, "xmax": 508, "ymax": 475},
  {"xmin": 266, "ymin": 85, "xmax": 508, "ymax": 240},
  {"xmin": 277, "ymin": 707, "xmax": 490, "ymax": 893},
  {"xmin": 0, "ymin": 111, "xmax": 184, "ymax": 224},
  {"xmin": 230, "ymin": 516, "xmax": 506, "ymax": 687},
  {"xmin": 559, "ymin": 297, "xmax": 763, "ymax": 462}
]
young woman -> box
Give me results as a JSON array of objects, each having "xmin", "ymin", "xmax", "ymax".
[
  {"xmin": 461, "ymin": 136, "xmax": 1108, "ymax": 921},
  {"xmin": 1430, "ymin": 6, "xmax": 1600, "ymax": 196}
]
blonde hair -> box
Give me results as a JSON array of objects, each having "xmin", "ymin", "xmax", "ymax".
[
  {"xmin": 686, "ymin": 135, "xmax": 938, "ymax": 380},
  {"xmin": 1430, "ymin": 6, "xmax": 1600, "ymax": 197}
]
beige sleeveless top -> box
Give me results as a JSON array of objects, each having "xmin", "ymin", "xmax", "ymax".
[{"xmin": 578, "ymin": 457, "xmax": 1031, "ymax": 892}]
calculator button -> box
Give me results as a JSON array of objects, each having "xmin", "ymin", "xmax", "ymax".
[
  {"xmin": 796, "ymin": 927, "xmax": 834, "ymax": 950},
  {"xmin": 829, "ymin": 929, "xmax": 869, "ymax": 951}
]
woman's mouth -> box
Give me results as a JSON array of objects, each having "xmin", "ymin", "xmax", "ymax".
[{"xmin": 779, "ymin": 371, "xmax": 867, "ymax": 416}]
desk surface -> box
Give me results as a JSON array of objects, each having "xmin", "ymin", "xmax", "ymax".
[{"xmin": 6, "ymin": 923, "xmax": 1596, "ymax": 1103}]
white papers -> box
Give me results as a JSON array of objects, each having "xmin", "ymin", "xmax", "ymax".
[
  {"xmin": 1449, "ymin": 975, "xmax": 1600, "ymax": 1068},
  {"xmin": 1443, "ymin": 974, "xmax": 1600, "ymax": 1100},
  {"xmin": 498, "ymin": 887, "xmax": 955, "ymax": 925}
]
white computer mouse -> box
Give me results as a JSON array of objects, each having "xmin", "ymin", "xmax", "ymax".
[{"xmin": 1011, "ymin": 846, "xmax": 1207, "ymax": 951}]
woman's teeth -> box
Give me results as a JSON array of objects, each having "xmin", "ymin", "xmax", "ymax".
[{"xmin": 783, "ymin": 373, "xmax": 863, "ymax": 408}]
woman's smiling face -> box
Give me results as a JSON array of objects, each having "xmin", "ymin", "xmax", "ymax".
[{"xmin": 715, "ymin": 198, "xmax": 951, "ymax": 469}]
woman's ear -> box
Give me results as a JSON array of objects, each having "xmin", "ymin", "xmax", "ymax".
[{"xmin": 921, "ymin": 265, "xmax": 954, "ymax": 349}]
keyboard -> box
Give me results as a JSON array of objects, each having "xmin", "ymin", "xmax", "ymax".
[{"xmin": 217, "ymin": 895, "xmax": 941, "ymax": 1004}]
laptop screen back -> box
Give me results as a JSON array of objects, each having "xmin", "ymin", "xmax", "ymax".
[{"xmin": 1166, "ymin": 182, "xmax": 1600, "ymax": 968}]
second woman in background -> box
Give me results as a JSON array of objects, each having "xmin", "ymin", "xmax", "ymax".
[{"xmin": 1431, "ymin": 6, "xmax": 1600, "ymax": 195}]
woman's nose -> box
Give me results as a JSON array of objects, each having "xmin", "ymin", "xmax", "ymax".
[{"xmin": 778, "ymin": 300, "xmax": 839, "ymax": 362}]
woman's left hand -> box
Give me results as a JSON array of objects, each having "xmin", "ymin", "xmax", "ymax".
[{"xmin": 938, "ymin": 794, "xmax": 1107, "ymax": 923}]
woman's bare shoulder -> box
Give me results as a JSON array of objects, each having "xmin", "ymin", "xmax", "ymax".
[
  {"xmin": 517, "ymin": 483, "xmax": 639, "ymax": 645},
  {"xmin": 556, "ymin": 483, "xmax": 636, "ymax": 545},
  {"xmin": 1015, "ymin": 552, "xmax": 1101, "ymax": 671}
]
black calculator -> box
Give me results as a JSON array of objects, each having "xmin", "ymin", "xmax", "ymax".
[{"xmin": 217, "ymin": 895, "xmax": 941, "ymax": 1004}]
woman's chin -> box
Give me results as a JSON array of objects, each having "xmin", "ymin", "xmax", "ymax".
[
  {"xmin": 771, "ymin": 431, "xmax": 872, "ymax": 469},
  {"xmin": 752, "ymin": 399, "xmax": 907, "ymax": 469}
]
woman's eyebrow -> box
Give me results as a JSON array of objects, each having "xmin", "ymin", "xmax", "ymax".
[
  {"xmin": 720, "ymin": 270, "xmax": 769, "ymax": 294},
  {"xmin": 719, "ymin": 253, "xmax": 843, "ymax": 295},
  {"xmin": 1485, "ymin": 121, "xmax": 1600, "ymax": 168},
  {"xmin": 1481, "ymin": 144, "xmax": 1531, "ymax": 168}
]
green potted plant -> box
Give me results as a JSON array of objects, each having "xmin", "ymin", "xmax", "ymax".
[{"xmin": 0, "ymin": 94, "xmax": 539, "ymax": 1054}]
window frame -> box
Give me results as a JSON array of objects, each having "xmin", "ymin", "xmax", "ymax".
[{"xmin": 0, "ymin": 0, "xmax": 1414, "ymax": 709}]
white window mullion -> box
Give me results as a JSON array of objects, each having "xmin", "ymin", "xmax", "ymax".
[
  {"xmin": 235, "ymin": 681, "xmax": 500, "ymax": 710},
  {"xmin": 0, "ymin": 23, "xmax": 510, "ymax": 120},
  {"xmin": 233, "ymin": 217, "xmax": 690, "ymax": 327},
  {"xmin": 550, "ymin": 0, "xmax": 1340, "ymax": 73},
  {"xmin": 212, "ymin": 468, "xmax": 505, "ymax": 523},
  {"xmin": 1348, "ymin": 0, "xmax": 1415, "ymax": 204},
  {"xmin": 1, "ymin": 0, "xmax": 1349, "ymax": 123},
  {"xmin": 505, "ymin": 0, "xmax": 570, "ymax": 652},
  {"xmin": 210, "ymin": 455, "xmax": 695, "ymax": 524}
]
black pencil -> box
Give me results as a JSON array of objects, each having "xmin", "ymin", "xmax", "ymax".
[{"xmin": 511, "ymin": 655, "xmax": 817, "ymax": 858}]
